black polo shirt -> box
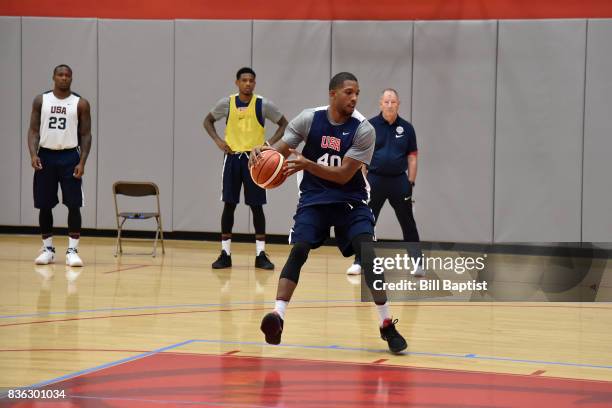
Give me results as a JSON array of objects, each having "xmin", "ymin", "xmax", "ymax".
[{"xmin": 368, "ymin": 113, "xmax": 417, "ymax": 176}]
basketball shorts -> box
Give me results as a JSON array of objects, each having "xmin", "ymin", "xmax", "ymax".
[
  {"xmin": 289, "ymin": 202, "xmax": 375, "ymax": 257},
  {"xmin": 222, "ymin": 153, "xmax": 267, "ymax": 206},
  {"xmin": 33, "ymin": 147, "xmax": 83, "ymax": 209}
]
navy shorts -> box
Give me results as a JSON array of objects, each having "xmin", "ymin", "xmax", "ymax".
[
  {"xmin": 222, "ymin": 153, "xmax": 267, "ymax": 206},
  {"xmin": 289, "ymin": 202, "xmax": 375, "ymax": 257},
  {"xmin": 33, "ymin": 147, "xmax": 83, "ymax": 209}
]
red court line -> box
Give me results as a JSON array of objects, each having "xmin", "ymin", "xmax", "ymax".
[
  {"xmin": 27, "ymin": 352, "xmax": 612, "ymax": 408},
  {"xmin": 3, "ymin": 347, "xmax": 611, "ymax": 385},
  {"xmin": 2, "ymin": 303, "xmax": 612, "ymax": 328},
  {"xmin": 102, "ymin": 264, "xmax": 149, "ymax": 274}
]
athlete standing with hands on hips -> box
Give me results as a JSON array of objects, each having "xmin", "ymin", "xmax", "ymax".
[
  {"xmin": 204, "ymin": 67, "xmax": 288, "ymax": 270},
  {"xmin": 28, "ymin": 64, "xmax": 92, "ymax": 267},
  {"xmin": 250, "ymin": 72, "xmax": 408, "ymax": 354}
]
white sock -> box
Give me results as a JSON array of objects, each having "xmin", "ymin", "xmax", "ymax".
[
  {"xmin": 256, "ymin": 240, "xmax": 265, "ymax": 255},
  {"xmin": 222, "ymin": 239, "xmax": 231, "ymax": 255},
  {"xmin": 376, "ymin": 302, "xmax": 391, "ymax": 327},
  {"xmin": 274, "ymin": 300, "xmax": 288, "ymax": 320},
  {"xmin": 43, "ymin": 237, "xmax": 53, "ymax": 248},
  {"xmin": 68, "ymin": 237, "xmax": 79, "ymax": 250}
]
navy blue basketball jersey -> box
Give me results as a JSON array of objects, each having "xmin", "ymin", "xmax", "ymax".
[{"xmin": 297, "ymin": 107, "xmax": 372, "ymax": 208}]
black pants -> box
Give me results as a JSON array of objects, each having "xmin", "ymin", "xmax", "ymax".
[{"xmin": 367, "ymin": 172, "xmax": 420, "ymax": 243}]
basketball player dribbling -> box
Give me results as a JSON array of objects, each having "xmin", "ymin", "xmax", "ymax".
[
  {"xmin": 250, "ymin": 72, "xmax": 407, "ymax": 354},
  {"xmin": 27, "ymin": 64, "xmax": 92, "ymax": 267}
]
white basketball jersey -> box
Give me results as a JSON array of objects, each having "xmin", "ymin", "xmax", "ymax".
[{"xmin": 39, "ymin": 91, "xmax": 80, "ymax": 150}]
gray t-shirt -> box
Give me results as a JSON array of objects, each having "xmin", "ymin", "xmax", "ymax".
[
  {"xmin": 282, "ymin": 107, "xmax": 375, "ymax": 165},
  {"xmin": 210, "ymin": 95, "xmax": 283, "ymax": 124}
]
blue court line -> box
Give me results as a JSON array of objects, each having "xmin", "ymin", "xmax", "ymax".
[
  {"xmin": 191, "ymin": 339, "xmax": 612, "ymax": 370},
  {"xmin": 0, "ymin": 299, "xmax": 359, "ymax": 319},
  {"xmin": 3, "ymin": 337, "xmax": 612, "ymax": 401},
  {"xmin": 0, "ymin": 340, "xmax": 195, "ymax": 399}
]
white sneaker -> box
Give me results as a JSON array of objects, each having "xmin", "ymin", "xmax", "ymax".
[
  {"xmin": 413, "ymin": 265, "xmax": 426, "ymax": 277},
  {"xmin": 65, "ymin": 248, "xmax": 83, "ymax": 267},
  {"xmin": 35, "ymin": 247, "xmax": 55, "ymax": 265},
  {"xmin": 346, "ymin": 263, "xmax": 362, "ymax": 275}
]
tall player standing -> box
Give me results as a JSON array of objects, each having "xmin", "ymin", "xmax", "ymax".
[
  {"xmin": 250, "ymin": 72, "xmax": 407, "ymax": 354},
  {"xmin": 27, "ymin": 64, "xmax": 92, "ymax": 267}
]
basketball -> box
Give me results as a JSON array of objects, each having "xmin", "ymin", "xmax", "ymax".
[{"xmin": 250, "ymin": 149, "xmax": 287, "ymax": 189}]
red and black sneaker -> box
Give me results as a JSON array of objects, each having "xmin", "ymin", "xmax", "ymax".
[
  {"xmin": 380, "ymin": 318, "xmax": 407, "ymax": 354},
  {"xmin": 261, "ymin": 312, "xmax": 284, "ymax": 345}
]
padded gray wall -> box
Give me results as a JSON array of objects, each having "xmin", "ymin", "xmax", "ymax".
[
  {"xmin": 173, "ymin": 20, "xmax": 252, "ymax": 233},
  {"xmin": 20, "ymin": 17, "xmax": 98, "ymax": 228},
  {"xmin": 252, "ymin": 21, "xmax": 332, "ymax": 235},
  {"xmin": 0, "ymin": 17, "xmax": 21, "ymax": 225},
  {"xmin": 332, "ymin": 21, "xmax": 413, "ymax": 239},
  {"xmin": 583, "ymin": 19, "xmax": 612, "ymax": 242},
  {"xmin": 413, "ymin": 20, "xmax": 497, "ymax": 243},
  {"xmin": 97, "ymin": 20, "xmax": 173, "ymax": 230},
  {"xmin": 494, "ymin": 20, "xmax": 586, "ymax": 242}
]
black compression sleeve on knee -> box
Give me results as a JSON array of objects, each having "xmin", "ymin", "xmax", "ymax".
[
  {"xmin": 221, "ymin": 203, "xmax": 237, "ymax": 234},
  {"xmin": 39, "ymin": 208, "xmax": 53, "ymax": 236},
  {"xmin": 67, "ymin": 207, "xmax": 81, "ymax": 234},
  {"xmin": 279, "ymin": 242, "xmax": 311, "ymax": 284},
  {"xmin": 352, "ymin": 233, "xmax": 388, "ymax": 304},
  {"xmin": 250, "ymin": 205, "xmax": 266, "ymax": 235}
]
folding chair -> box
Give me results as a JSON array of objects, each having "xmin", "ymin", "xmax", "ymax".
[{"xmin": 113, "ymin": 181, "xmax": 165, "ymax": 257}]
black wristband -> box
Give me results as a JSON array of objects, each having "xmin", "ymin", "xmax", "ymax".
[{"xmin": 409, "ymin": 180, "xmax": 415, "ymax": 187}]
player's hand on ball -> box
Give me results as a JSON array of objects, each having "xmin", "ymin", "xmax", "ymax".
[
  {"xmin": 285, "ymin": 148, "xmax": 310, "ymax": 177},
  {"xmin": 249, "ymin": 144, "xmax": 273, "ymax": 168}
]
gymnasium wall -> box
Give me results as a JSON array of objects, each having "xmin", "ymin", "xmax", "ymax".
[{"xmin": 0, "ymin": 16, "xmax": 611, "ymax": 243}]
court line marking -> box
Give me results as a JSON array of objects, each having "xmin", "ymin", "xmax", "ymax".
[
  {"xmin": 190, "ymin": 339, "xmax": 612, "ymax": 370},
  {"xmin": 0, "ymin": 299, "xmax": 359, "ymax": 319},
  {"xmin": 2, "ymin": 299, "xmax": 611, "ymax": 320},
  {"xmin": 68, "ymin": 395, "xmax": 271, "ymax": 407},
  {"xmin": 0, "ymin": 340, "xmax": 195, "ymax": 399},
  {"xmin": 3, "ymin": 337, "xmax": 612, "ymax": 400}
]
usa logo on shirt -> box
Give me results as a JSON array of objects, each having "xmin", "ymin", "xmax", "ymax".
[{"xmin": 321, "ymin": 136, "xmax": 341, "ymax": 152}]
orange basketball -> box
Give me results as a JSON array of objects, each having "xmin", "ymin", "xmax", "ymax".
[{"xmin": 250, "ymin": 149, "xmax": 287, "ymax": 189}]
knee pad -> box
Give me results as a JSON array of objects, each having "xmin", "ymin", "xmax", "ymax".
[
  {"xmin": 279, "ymin": 242, "xmax": 311, "ymax": 284},
  {"xmin": 351, "ymin": 233, "xmax": 374, "ymax": 261}
]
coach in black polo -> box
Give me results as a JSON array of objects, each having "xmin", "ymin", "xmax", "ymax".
[{"xmin": 346, "ymin": 88, "xmax": 422, "ymax": 276}]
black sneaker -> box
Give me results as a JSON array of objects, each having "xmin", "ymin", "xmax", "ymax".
[
  {"xmin": 255, "ymin": 251, "xmax": 274, "ymax": 270},
  {"xmin": 380, "ymin": 318, "xmax": 408, "ymax": 354},
  {"xmin": 261, "ymin": 312, "xmax": 284, "ymax": 345},
  {"xmin": 212, "ymin": 250, "xmax": 232, "ymax": 269}
]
